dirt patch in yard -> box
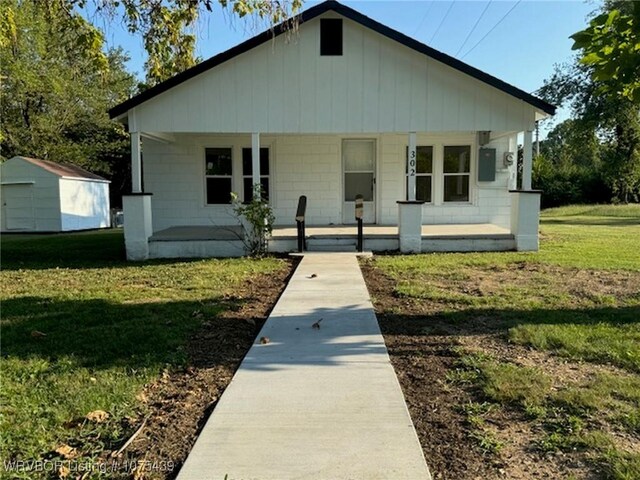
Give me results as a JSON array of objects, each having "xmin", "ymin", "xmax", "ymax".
[
  {"xmin": 115, "ymin": 258, "xmax": 297, "ymax": 480},
  {"xmin": 360, "ymin": 260, "xmax": 634, "ymax": 480}
]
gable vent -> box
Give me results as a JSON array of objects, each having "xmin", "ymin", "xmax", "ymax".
[{"xmin": 320, "ymin": 18, "xmax": 343, "ymax": 56}]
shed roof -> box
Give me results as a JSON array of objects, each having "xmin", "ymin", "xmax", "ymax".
[
  {"xmin": 15, "ymin": 156, "xmax": 109, "ymax": 182},
  {"xmin": 109, "ymin": 0, "xmax": 555, "ymax": 120}
]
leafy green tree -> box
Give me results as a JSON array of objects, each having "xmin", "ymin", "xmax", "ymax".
[
  {"xmin": 571, "ymin": 1, "xmax": 640, "ymax": 102},
  {"xmin": 538, "ymin": 1, "xmax": 640, "ymax": 203},
  {"xmin": 0, "ymin": 0, "xmax": 137, "ymax": 204},
  {"xmin": 47, "ymin": 0, "xmax": 302, "ymax": 85}
]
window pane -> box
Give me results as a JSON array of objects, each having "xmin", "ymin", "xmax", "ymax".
[
  {"xmin": 344, "ymin": 141, "xmax": 374, "ymax": 172},
  {"xmin": 345, "ymin": 172, "xmax": 373, "ymax": 201},
  {"xmin": 205, "ymin": 148, "xmax": 232, "ymax": 175},
  {"xmin": 416, "ymin": 176, "xmax": 432, "ymax": 202},
  {"xmin": 206, "ymin": 177, "xmax": 232, "ymax": 204},
  {"xmin": 406, "ymin": 146, "xmax": 433, "ymax": 173},
  {"xmin": 242, "ymin": 148, "xmax": 270, "ymax": 175},
  {"xmin": 406, "ymin": 175, "xmax": 432, "ymax": 202},
  {"xmin": 444, "ymin": 175, "xmax": 470, "ymax": 202},
  {"xmin": 444, "ymin": 146, "xmax": 471, "ymax": 173},
  {"xmin": 243, "ymin": 178, "xmax": 270, "ymax": 202}
]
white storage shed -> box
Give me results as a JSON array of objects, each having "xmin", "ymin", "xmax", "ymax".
[{"xmin": 0, "ymin": 156, "xmax": 111, "ymax": 232}]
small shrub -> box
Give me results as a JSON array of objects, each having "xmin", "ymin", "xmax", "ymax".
[{"xmin": 231, "ymin": 184, "xmax": 275, "ymax": 257}]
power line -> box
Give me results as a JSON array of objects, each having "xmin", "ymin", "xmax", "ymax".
[
  {"xmin": 413, "ymin": 1, "xmax": 435, "ymax": 37},
  {"xmin": 428, "ymin": 1, "xmax": 455, "ymax": 45},
  {"xmin": 460, "ymin": 0, "xmax": 522, "ymax": 60},
  {"xmin": 455, "ymin": 1, "xmax": 492, "ymax": 57}
]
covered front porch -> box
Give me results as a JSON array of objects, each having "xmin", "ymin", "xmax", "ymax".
[
  {"xmin": 121, "ymin": 129, "xmax": 542, "ymax": 259},
  {"xmin": 145, "ymin": 223, "xmax": 515, "ymax": 258}
]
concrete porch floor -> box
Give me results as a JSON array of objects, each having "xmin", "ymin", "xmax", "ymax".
[{"xmin": 149, "ymin": 223, "xmax": 511, "ymax": 241}]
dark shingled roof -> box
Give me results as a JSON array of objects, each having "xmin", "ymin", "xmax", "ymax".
[
  {"xmin": 17, "ymin": 156, "xmax": 109, "ymax": 181},
  {"xmin": 109, "ymin": 0, "xmax": 555, "ymax": 120}
]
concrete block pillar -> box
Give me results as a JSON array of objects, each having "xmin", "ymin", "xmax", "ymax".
[
  {"xmin": 123, "ymin": 193, "xmax": 153, "ymax": 260},
  {"xmin": 397, "ymin": 201, "xmax": 424, "ymax": 253},
  {"xmin": 510, "ymin": 190, "xmax": 541, "ymax": 251}
]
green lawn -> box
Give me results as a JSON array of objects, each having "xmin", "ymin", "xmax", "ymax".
[
  {"xmin": 368, "ymin": 204, "xmax": 640, "ymax": 479},
  {"xmin": 0, "ymin": 231, "xmax": 286, "ymax": 478}
]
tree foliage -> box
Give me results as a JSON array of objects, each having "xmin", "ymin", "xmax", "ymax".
[
  {"xmin": 0, "ymin": 0, "xmax": 137, "ymax": 204},
  {"xmin": 76, "ymin": 0, "xmax": 302, "ymax": 84},
  {"xmin": 571, "ymin": 1, "xmax": 640, "ymax": 102},
  {"xmin": 537, "ymin": 2, "xmax": 640, "ymax": 204}
]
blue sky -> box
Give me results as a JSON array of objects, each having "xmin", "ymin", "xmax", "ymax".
[{"xmin": 98, "ymin": 0, "xmax": 600, "ymax": 135}]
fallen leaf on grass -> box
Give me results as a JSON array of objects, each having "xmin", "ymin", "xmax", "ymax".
[
  {"xmin": 30, "ymin": 330, "xmax": 47, "ymax": 338},
  {"xmin": 58, "ymin": 465, "xmax": 70, "ymax": 478},
  {"xmin": 55, "ymin": 444, "xmax": 78, "ymax": 459},
  {"xmin": 136, "ymin": 392, "xmax": 148, "ymax": 403},
  {"xmin": 85, "ymin": 410, "xmax": 109, "ymax": 423}
]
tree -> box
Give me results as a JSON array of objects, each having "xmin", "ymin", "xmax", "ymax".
[
  {"xmin": 43, "ymin": 0, "xmax": 302, "ymax": 85},
  {"xmin": 0, "ymin": 0, "xmax": 137, "ymax": 205},
  {"xmin": 538, "ymin": 1, "xmax": 640, "ymax": 203},
  {"xmin": 571, "ymin": 1, "xmax": 640, "ymax": 102}
]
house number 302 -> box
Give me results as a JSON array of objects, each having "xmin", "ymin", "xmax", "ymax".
[{"xmin": 409, "ymin": 149, "xmax": 416, "ymax": 176}]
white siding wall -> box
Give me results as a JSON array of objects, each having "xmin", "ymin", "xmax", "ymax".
[
  {"xmin": 0, "ymin": 159, "xmax": 61, "ymax": 232},
  {"xmin": 59, "ymin": 179, "xmax": 110, "ymax": 231},
  {"xmin": 144, "ymin": 132, "xmax": 517, "ymax": 230},
  {"xmin": 132, "ymin": 14, "xmax": 537, "ymax": 134}
]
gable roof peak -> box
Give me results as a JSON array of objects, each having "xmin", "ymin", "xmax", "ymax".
[{"xmin": 109, "ymin": 0, "xmax": 555, "ymax": 119}]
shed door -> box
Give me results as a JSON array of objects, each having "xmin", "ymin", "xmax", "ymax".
[
  {"xmin": 342, "ymin": 140, "xmax": 376, "ymax": 224},
  {"xmin": 3, "ymin": 184, "xmax": 35, "ymax": 230}
]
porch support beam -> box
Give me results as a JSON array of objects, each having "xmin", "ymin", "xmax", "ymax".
[
  {"xmin": 407, "ymin": 132, "xmax": 417, "ymax": 201},
  {"xmin": 522, "ymin": 130, "xmax": 533, "ymax": 190},
  {"xmin": 252, "ymin": 132, "xmax": 260, "ymax": 196},
  {"xmin": 131, "ymin": 131, "xmax": 142, "ymax": 193},
  {"xmin": 141, "ymin": 132, "xmax": 175, "ymax": 144}
]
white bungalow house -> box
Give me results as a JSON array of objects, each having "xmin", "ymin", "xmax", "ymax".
[{"xmin": 110, "ymin": 0, "xmax": 554, "ymax": 260}]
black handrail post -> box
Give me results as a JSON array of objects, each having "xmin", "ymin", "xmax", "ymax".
[
  {"xmin": 296, "ymin": 195, "xmax": 307, "ymax": 253},
  {"xmin": 355, "ymin": 194, "xmax": 364, "ymax": 252}
]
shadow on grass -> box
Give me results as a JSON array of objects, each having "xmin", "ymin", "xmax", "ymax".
[
  {"xmin": 379, "ymin": 305, "xmax": 640, "ymax": 336},
  {"xmin": 0, "ymin": 295, "xmax": 263, "ymax": 370},
  {"xmin": 378, "ymin": 305, "xmax": 640, "ymax": 372},
  {"xmin": 3, "ymin": 293, "xmax": 638, "ymax": 372},
  {"xmin": 541, "ymin": 218, "xmax": 640, "ymax": 227},
  {"xmin": 0, "ymin": 230, "xmax": 248, "ymax": 271}
]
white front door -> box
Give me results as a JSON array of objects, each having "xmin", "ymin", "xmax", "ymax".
[
  {"xmin": 342, "ymin": 139, "xmax": 376, "ymax": 224},
  {"xmin": 3, "ymin": 184, "xmax": 35, "ymax": 230}
]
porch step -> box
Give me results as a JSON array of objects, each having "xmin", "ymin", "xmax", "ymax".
[{"xmin": 306, "ymin": 237, "xmax": 357, "ymax": 252}]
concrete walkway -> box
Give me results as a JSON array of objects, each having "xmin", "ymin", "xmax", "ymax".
[{"xmin": 177, "ymin": 253, "xmax": 431, "ymax": 480}]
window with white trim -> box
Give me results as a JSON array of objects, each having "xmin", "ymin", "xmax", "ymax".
[
  {"xmin": 242, "ymin": 147, "xmax": 270, "ymax": 202},
  {"xmin": 205, "ymin": 148, "xmax": 233, "ymax": 204},
  {"xmin": 443, "ymin": 145, "xmax": 471, "ymax": 202},
  {"xmin": 406, "ymin": 146, "xmax": 433, "ymax": 203}
]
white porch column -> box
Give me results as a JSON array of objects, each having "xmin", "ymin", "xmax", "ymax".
[
  {"xmin": 510, "ymin": 190, "xmax": 541, "ymax": 251},
  {"xmin": 407, "ymin": 132, "xmax": 417, "ymax": 201},
  {"xmin": 508, "ymin": 134, "xmax": 518, "ymax": 190},
  {"xmin": 522, "ymin": 130, "xmax": 533, "ymax": 191},
  {"xmin": 397, "ymin": 201, "xmax": 424, "ymax": 253},
  {"xmin": 123, "ymin": 194, "xmax": 153, "ymax": 260},
  {"xmin": 251, "ymin": 132, "xmax": 260, "ymax": 193},
  {"xmin": 131, "ymin": 131, "xmax": 142, "ymax": 193}
]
